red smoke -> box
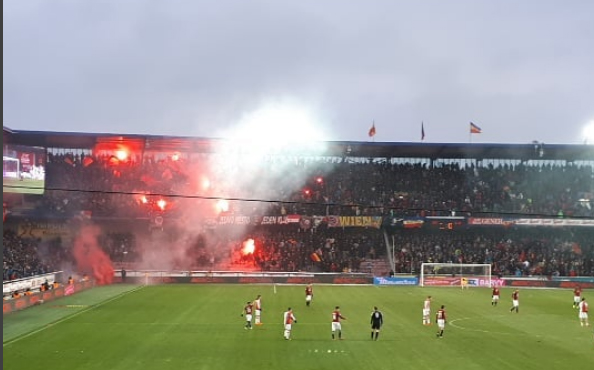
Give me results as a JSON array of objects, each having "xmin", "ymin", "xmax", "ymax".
[{"xmin": 72, "ymin": 224, "xmax": 114, "ymax": 285}]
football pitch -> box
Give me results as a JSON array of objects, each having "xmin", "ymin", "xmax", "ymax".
[
  {"xmin": 2, "ymin": 177, "xmax": 45, "ymax": 194},
  {"xmin": 3, "ymin": 284, "xmax": 593, "ymax": 370}
]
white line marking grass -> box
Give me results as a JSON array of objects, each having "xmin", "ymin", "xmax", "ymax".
[{"xmin": 3, "ymin": 285, "xmax": 146, "ymax": 347}]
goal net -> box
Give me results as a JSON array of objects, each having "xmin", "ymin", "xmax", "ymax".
[
  {"xmin": 3, "ymin": 156, "xmax": 20, "ymax": 179},
  {"xmin": 420, "ymin": 263, "xmax": 492, "ymax": 288}
]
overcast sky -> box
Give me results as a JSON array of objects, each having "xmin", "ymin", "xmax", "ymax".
[{"xmin": 3, "ymin": 0, "xmax": 594, "ymax": 144}]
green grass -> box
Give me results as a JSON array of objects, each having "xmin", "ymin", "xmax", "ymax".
[
  {"xmin": 3, "ymin": 177, "xmax": 45, "ymax": 194},
  {"xmin": 3, "ymin": 285, "xmax": 594, "ymax": 370}
]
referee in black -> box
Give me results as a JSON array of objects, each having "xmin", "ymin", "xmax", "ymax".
[{"xmin": 370, "ymin": 306, "xmax": 383, "ymax": 340}]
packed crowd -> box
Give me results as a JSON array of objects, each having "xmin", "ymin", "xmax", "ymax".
[
  {"xmin": 2, "ymin": 229, "xmax": 135, "ymax": 282},
  {"xmin": 4, "ymin": 221, "xmax": 593, "ymax": 280},
  {"xmin": 30, "ymin": 151, "xmax": 594, "ymax": 220},
  {"xmin": 3, "ymin": 150, "xmax": 594, "ymax": 281},
  {"xmin": 392, "ymin": 228, "xmax": 594, "ymax": 277},
  {"xmin": 2, "ymin": 230, "xmax": 57, "ymax": 280}
]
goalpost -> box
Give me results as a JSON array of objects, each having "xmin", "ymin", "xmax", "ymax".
[
  {"xmin": 420, "ymin": 263, "xmax": 492, "ymax": 288},
  {"xmin": 3, "ymin": 156, "xmax": 20, "ymax": 179}
]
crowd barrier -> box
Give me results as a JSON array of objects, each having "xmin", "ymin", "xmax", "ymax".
[
  {"xmin": 112, "ymin": 271, "xmax": 594, "ymax": 288},
  {"xmin": 3, "ymin": 280, "xmax": 94, "ymax": 315},
  {"xmin": 113, "ymin": 271, "xmax": 374, "ymax": 285},
  {"xmin": 416, "ymin": 276, "xmax": 594, "ymax": 288}
]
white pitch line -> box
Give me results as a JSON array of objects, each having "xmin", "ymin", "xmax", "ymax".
[
  {"xmin": 3, "ymin": 285, "xmax": 146, "ymax": 347},
  {"xmin": 449, "ymin": 317, "xmax": 532, "ymax": 336}
]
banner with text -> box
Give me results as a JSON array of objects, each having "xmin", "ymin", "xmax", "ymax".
[
  {"xmin": 373, "ymin": 277, "xmax": 418, "ymax": 286},
  {"xmin": 326, "ymin": 216, "xmax": 383, "ymax": 229}
]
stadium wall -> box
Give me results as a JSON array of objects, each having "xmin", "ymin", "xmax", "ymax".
[
  {"xmin": 113, "ymin": 271, "xmax": 373, "ymax": 285},
  {"xmin": 3, "ymin": 280, "xmax": 94, "ymax": 315}
]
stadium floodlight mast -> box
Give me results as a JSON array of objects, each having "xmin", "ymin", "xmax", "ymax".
[{"xmin": 420, "ymin": 263, "xmax": 492, "ymax": 288}]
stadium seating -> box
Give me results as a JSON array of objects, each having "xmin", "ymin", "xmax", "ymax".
[{"xmin": 3, "ymin": 147, "xmax": 594, "ymax": 280}]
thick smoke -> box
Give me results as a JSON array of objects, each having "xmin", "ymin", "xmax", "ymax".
[
  {"xmin": 131, "ymin": 100, "xmax": 332, "ymax": 271},
  {"xmin": 72, "ymin": 223, "xmax": 114, "ymax": 285}
]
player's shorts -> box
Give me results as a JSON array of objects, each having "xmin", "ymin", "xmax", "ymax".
[
  {"xmin": 332, "ymin": 322, "xmax": 342, "ymax": 332},
  {"xmin": 255, "ymin": 309, "xmax": 261, "ymax": 316},
  {"xmin": 512, "ymin": 300, "xmax": 519, "ymax": 307},
  {"xmin": 574, "ymin": 296, "xmax": 582, "ymax": 304},
  {"xmin": 284, "ymin": 324, "xmax": 293, "ymax": 331},
  {"xmin": 245, "ymin": 314, "xmax": 253, "ymax": 322},
  {"xmin": 437, "ymin": 319, "xmax": 445, "ymax": 330},
  {"xmin": 423, "ymin": 308, "xmax": 430, "ymax": 316},
  {"xmin": 371, "ymin": 322, "xmax": 381, "ymax": 330},
  {"xmin": 306, "ymin": 295, "xmax": 312, "ymax": 302},
  {"xmin": 579, "ymin": 312, "xmax": 588, "ymax": 320},
  {"xmin": 492, "ymin": 295, "xmax": 500, "ymax": 301}
]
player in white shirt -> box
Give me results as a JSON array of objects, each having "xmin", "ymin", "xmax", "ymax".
[
  {"xmin": 254, "ymin": 294, "xmax": 263, "ymax": 325},
  {"xmin": 578, "ymin": 298, "xmax": 589, "ymax": 327},
  {"xmin": 283, "ymin": 308, "xmax": 297, "ymax": 340},
  {"xmin": 422, "ymin": 296, "xmax": 432, "ymax": 325}
]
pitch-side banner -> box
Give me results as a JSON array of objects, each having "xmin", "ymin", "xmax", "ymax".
[
  {"xmin": 373, "ymin": 277, "xmax": 418, "ymax": 286},
  {"xmin": 423, "ymin": 277, "xmax": 505, "ymax": 287}
]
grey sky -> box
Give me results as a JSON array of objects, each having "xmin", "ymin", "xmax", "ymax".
[{"xmin": 3, "ymin": 0, "xmax": 594, "ymax": 144}]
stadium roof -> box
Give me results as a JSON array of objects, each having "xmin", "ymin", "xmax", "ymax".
[{"xmin": 4, "ymin": 127, "xmax": 594, "ymax": 161}]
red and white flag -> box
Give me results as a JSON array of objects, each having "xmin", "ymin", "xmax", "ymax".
[{"xmin": 64, "ymin": 284, "xmax": 75, "ymax": 296}]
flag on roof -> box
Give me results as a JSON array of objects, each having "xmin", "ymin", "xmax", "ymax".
[
  {"xmin": 368, "ymin": 122, "xmax": 376, "ymax": 137},
  {"xmin": 421, "ymin": 122, "xmax": 425, "ymax": 141},
  {"xmin": 470, "ymin": 122, "xmax": 482, "ymax": 134}
]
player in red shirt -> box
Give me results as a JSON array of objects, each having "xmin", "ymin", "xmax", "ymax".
[
  {"xmin": 241, "ymin": 301, "xmax": 254, "ymax": 330},
  {"xmin": 435, "ymin": 305, "xmax": 446, "ymax": 338},
  {"xmin": 331, "ymin": 306, "xmax": 347, "ymax": 340},
  {"xmin": 492, "ymin": 287, "xmax": 500, "ymax": 306},
  {"xmin": 510, "ymin": 290, "xmax": 519, "ymax": 313},
  {"xmin": 573, "ymin": 286, "xmax": 582, "ymax": 309},
  {"xmin": 305, "ymin": 284, "xmax": 313, "ymax": 307}
]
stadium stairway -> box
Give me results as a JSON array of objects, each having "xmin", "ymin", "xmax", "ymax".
[{"xmin": 359, "ymin": 259, "xmax": 392, "ymax": 277}]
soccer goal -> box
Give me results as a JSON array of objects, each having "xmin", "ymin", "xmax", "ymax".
[
  {"xmin": 3, "ymin": 156, "xmax": 20, "ymax": 179},
  {"xmin": 420, "ymin": 263, "xmax": 492, "ymax": 288}
]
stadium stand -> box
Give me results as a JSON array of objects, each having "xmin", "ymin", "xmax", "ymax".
[{"xmin": 3, "ymin": 129, "xmax": 594, "ymax": 279}]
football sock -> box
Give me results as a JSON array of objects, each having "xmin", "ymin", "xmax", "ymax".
[{"xmin": 375, "ymin": 332, "xmax": 379, "ymax": 340}]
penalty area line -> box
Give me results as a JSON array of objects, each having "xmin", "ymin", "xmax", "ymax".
[
  {"xmin": 449, "ymin": 317, "xmax": 518, "ymax": 336},
  {"xmin": 449, "ymin": 317, "xmax": 539, "ymax": 337},
  {"xmin": 3, "ymin": 285, "xmax": 146, "ymax": 347}
]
